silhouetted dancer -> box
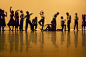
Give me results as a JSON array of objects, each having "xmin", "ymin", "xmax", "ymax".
[
  {"xmin": 1, "ymin": 10, "xmax": 7, "ymax": 31},
  {"xmin": 61, "ymin": 16, "xmax": 66, "ymax": 31},
  {"xmin": 44, "ymin": 21, "xmax": 54, "ymax": 31},
  {"xmin": 24, "ymin": 11, "xmax": 33, "ymax": 31},
  {"xmin": 66, "ymin": 12, "xmax": 71, "ymax": 31},
  {"xmin": 7, "ymin": 7, "xmax": 15, "ymax": 31},
  {"xmin": 15, "ymin": 10, "xmax": 19, "ymax": 31},
  {"xmin": 38, "ymin": 10, "xmax": 45, "ymax": 30},
  {"xmin": 82, "ymin": 14, "xmax": 85, "ymax": 31},
  {"xmin": 74, "ymin": 13, "xmax": 79, "ymax": 31},
  {"xmin": 0, "ymin": 9, "xmax": 2, "ymax": 31},
  {"xmin": 53, "ymin": 12, "xmax": 59, "ymax": 31},
  {"xmin": 85, "ymin": 15, "xmax": 86, "ymax": 29},
  {"xmin": 20, "ymin": 10, "xmax": 24, "ymax": 31},
  {"xmin": 32, "ymin": 17, "xmax": 37, "ymax": 31}
]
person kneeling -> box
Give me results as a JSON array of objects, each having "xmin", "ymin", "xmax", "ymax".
[{"xmin": 61, "ymin": 16, "xmax": 66, "ymax": 31}]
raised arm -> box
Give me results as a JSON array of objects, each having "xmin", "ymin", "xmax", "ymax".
[
  {"xmin": 15, "ymin": 10, "xmax": 20, "ymax": 12},
  {"xmin": 10, "ymin": 6, "xmax": 12, "ymax": 13}
]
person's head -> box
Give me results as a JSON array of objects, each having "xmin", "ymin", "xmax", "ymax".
[
  {"xmin": 26, "ymin": 11, "xmax": 29, "ymax": 14},
  {"xmin": 0, "ymin": 9, "xmax": 2, "ymax": 12},
  {"xmin": 2, "ymin": 10, "xmax": 4, "ymax": 14},
  {"xmin": 57, "ymin": 12, "xmax": 59, "ymax": 15},
  {"xmin": 66, "ymin": 12, "xmax": 69, "ymax": 16},
  {"xmin": 42, "ymin": 12, "xmax": 44, "ymax": 15},
  {"xmin": 15, "ymin": 11, "xmax": 18, "ymax": 15},
  {"xmin": 35, "ymin": 17, "xmax": 37, "ymax": 20},
  {"xmin": 82, "ymin": 14, "xmax": 84, "ymax": 17},
  {"xmin": 75, "ymin": 13, "xmax": 77, "ymax": 16},
  {"xmin": 85, "ymin": 14, "xmax": 86, "ymax": 18},
  {"xmin": 61, "ymin": 16, "xmax": 63, "ymax": 19},
  {"xmin": 20, "ymin": 10, "xmax": 23, "ymax": 13}
]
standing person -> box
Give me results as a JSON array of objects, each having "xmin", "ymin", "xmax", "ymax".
[
  {"xmin": 84, "ymin": 15, "xmax": 86, "ymax": 25},
  {"xmin": 53, "ymin": 12, "xmax": 59, "ymax": 31},
  {"xmin": 0, "ymin": 9, "xmax": 2, "ymax": 31},
  {"xmin": 15, "ymin": 10, "xmax": 19, "ymax": 31},
  {"xmin": 19, "ymin": 10, "xmax": 24, "ymax": 31},
  {"xmin": 66, "ymin": 12, "xmax": 71, "ymax": 31},
  {"xmin": 7, "ymin": 7, "xmax": 15, "ymax": 31},
  {"xmin": 38, "ymin": 10, "xmax": 45, "ymax": 30},
  {"xmin": 32, "ymin": 17, "xmax": 37, "ymax": 31},
  {"xmin": 24, "ymin": 11, "xmax": 33, "ymax": 31},
  {"xmin": 1, "ymin": 10, "xmax": 7, "ymax": 31},
  {"xmin": 74, "ymin": 13, "xmax": 79, "ymax": 31},
  {"xmin": 82, "ymin": 14, "xmax": 85, "ymax": 31}
]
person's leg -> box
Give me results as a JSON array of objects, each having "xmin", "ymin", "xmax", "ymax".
[
  {"xmin": 64, "ymin": 25, "xmax": 66, "ymax": 31},
  {"xmin": 38, "ymin": 19, "xmax": 42, "ymax": 26},
  {"xmin": 62, "ymin": 25, "xmax": 63, "ymax": 31},
  {"xmin": 74, "ymin": 21, "xmax": 76, "ymax": 30},
  {"xmin": 0, "ymin": 26, "xmax": 1, "ymax": 31},
  {"xmin": 17, "ymin": 26, "xmax": 18, "ymax": 31},
  {"xmin": 35, "ymin": 25, "xmax": 37, "ymax": 30},
  {"xmin": 28, "ymin": 20, "xmax": 33, "ymax": 30},
  {"xmin": 25, "ymin": 20, "xmax": 28, "ymax": 31},
  {"xmin": 77, "ymin": 22, "xmax": 78, "ymax": 31},
  {"xmin": 82, "ymin": 25, "xmax": 83, "ymax": 31},
  {"xmin": 67, "ymin": 21, "xmax": 69, "ymax": 31},
  {"xmin": 68, "ymin": 21, "xmax": 70, "ymax": 31},
  {"xmin": 42, "ymin": 19, "xmax": 44, "ymax": 30},
  {"xmin": 12, "ymin": 26, "xmax": 14, "ymax": 31},
  {"xmin": 2, "ymin": 26, "xmax": 4, "ymax": 31}
]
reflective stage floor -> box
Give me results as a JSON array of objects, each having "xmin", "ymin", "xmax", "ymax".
[{"xmin": 0, "ymin": 30, "xmax": 86, "ymax": 57}]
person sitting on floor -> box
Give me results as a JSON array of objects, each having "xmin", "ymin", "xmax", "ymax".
[{"xmin": 44, "ymin": 21, "xmax": 54, "ymax": 31}]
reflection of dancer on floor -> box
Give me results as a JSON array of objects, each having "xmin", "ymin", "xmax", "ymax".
[
  {"xmin": 38, "ymin": 10, "xmax": 45, "ymax": 30},
  {"xmin": 1, "ymin": 10, "xmax": 7, "ymax": 31},
  {"xmin": 7, "ymin": 7, "xmax": 15, "ymax": 31}
]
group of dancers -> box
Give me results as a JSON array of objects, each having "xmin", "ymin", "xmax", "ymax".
[{"xmin": 0, "ymin": 7, "xmax": 86, "ymax": 31}]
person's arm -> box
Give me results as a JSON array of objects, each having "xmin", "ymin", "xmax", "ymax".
[
  {"xmin": 10, "ymin": 7, "xmax": 12, "ymax": 13},
  {"xmin": 5, "ymin": 12, "xmax": 7, "ymax": 17},
  {"xmin": 39, "ymin": 10, "xmax": 43, "ymax": 15},
  {"xmin": 15, "ymin": 10, "xmax": 20, "ymax": 12},
  {"xmin": 30, "ymin": 13, "xmax": 33, "ymax": 15},
  {"xmin": 24, "ymin": 15, "xmax": 27, "ymax": 19}
]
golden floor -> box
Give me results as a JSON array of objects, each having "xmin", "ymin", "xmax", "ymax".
[{"xmin": 0, "ymin": 30, "xmax": 86, "ymax": 57}]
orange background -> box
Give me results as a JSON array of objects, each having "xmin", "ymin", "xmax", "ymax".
[{"xmin": 0, "ymin": 0, "xmax": 86, "ymax": 29}]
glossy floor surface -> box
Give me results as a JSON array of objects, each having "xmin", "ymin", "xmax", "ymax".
[{"xmin": 0, "ymin": 30, "xmax": 86, "ymax": 57}]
